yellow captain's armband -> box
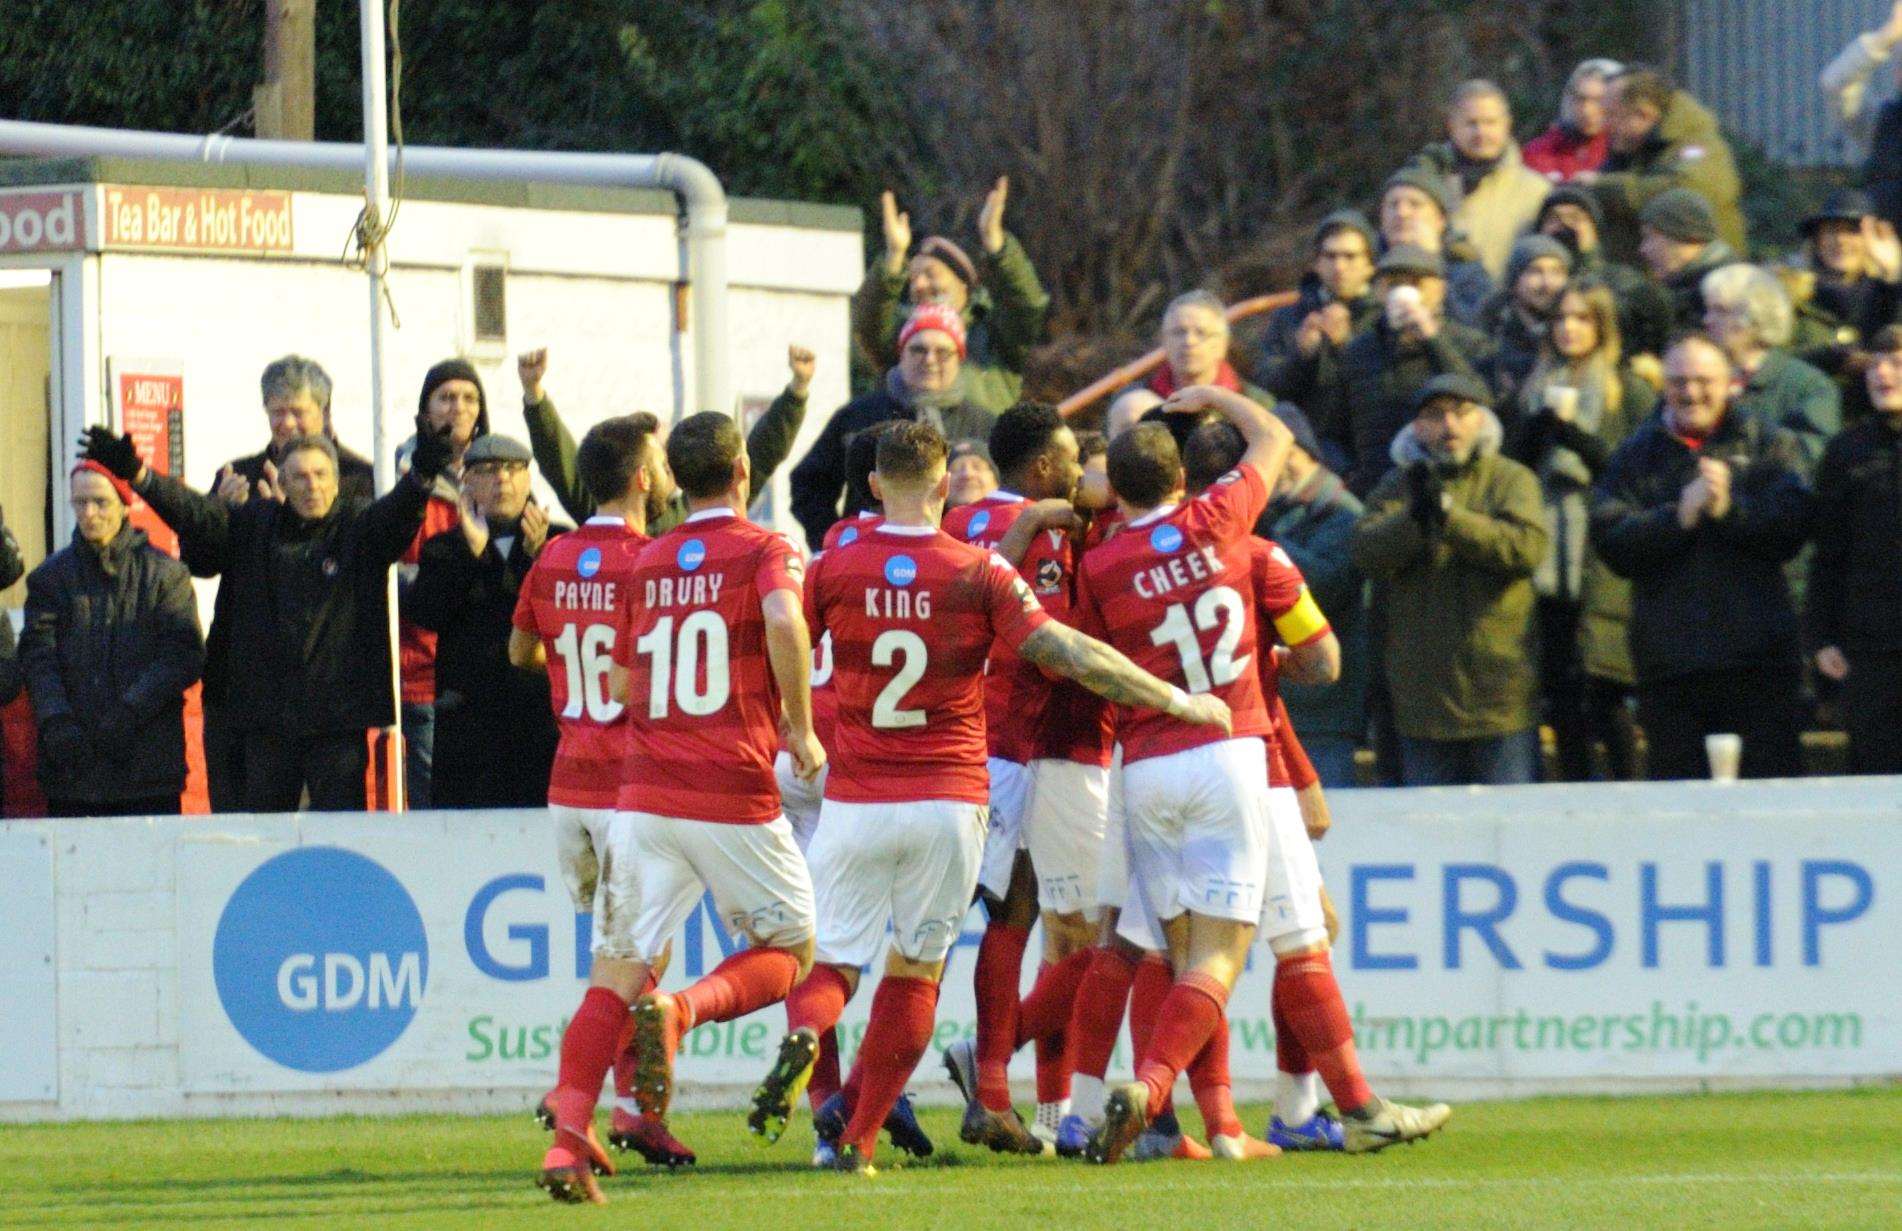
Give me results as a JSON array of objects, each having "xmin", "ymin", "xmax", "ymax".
[{"xmin": 1272, "ymin": 588, "xmax": 1329, "ymax": 648}]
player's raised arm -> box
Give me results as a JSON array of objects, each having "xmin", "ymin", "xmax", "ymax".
[
  {"xmin": 1018, "ymin": 620, "xmax": 1231, "ymax": 735},
  {"xmin": 1160, "ymin": 384, "xmax": 1294, "ymax": 492},
  {"xmin": 763, "ymin": 586, "xmax": 824, "ymax": 780}
]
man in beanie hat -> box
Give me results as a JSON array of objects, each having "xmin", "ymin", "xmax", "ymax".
[
  {"xmin": 1780, "ymin": 189, "xmax": 1902, "ymax": 421},
  {"xmin": 1637, "ymin": 188, "xmax": 1737, "ymax": 331},
  {"xmin": 1584, "ymin": 66, "xmax": 1745, "ymax": 263},
  {"xmin": 1376, "ymin": 167, "xmax": 1495, "ymax": 326},
  {"xmin": 851, "ymin": 176, "xmax": 1051, "ymax": 413},
  {"xmin": 1257, "ymin": 210, "xmax": 1381, "ymax": 398},
  {"xmin": 408, "ymin": 433, "xmax": 569, "ymax": 808},
  {"xmin": 19, "ymin": 461, "xmax": 203, "ymax": 816},
  {"xmin": 79, "ymin": 408, "xmax": 450, "ymax": 812},
  {"xmin": 792, "ymin": 303, "xmax": 992, "ymax": 548},
  {"xmin": 1352, "ymin": 373, "xmax": 1547, "ymax": 785},
  {"xmin": 1537, "ymin": 185, "xmax": 1673, "ymax": 360},
  {"xmin": 1402, "ymin": 80, "xmax": 1552, "ymax": 282},
  {"xmin": 1286, "ymin": 243, "xmax": 1495, "ymax": 496},
  {"xmin": 1525, "ymin": 59, "xmax": 1623, "ymax": 183},
  {"xmin": 390, "ymin": 357, "xmax": 493, "ymax": 807},
  {"xmin": 1481, "ymin": 234, "xmax": 1576, "ymax": 405}
]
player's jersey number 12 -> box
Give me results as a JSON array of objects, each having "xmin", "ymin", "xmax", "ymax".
[{"xmin": 1149, "ymin": 584, "xmax": 1250, "ymax": 694}]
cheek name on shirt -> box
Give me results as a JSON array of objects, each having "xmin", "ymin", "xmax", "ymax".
[
  {"xmin": 1132, "ymin": 544, "xmax": 1224, "ymax": 600},
  {"xmin": 554, "ymin": 580, "xmax": 619, "ymax": 610},
  {"xmin": 645, "ymin": 573, "xmax": 725, "ymax": 609},
  {"xmin": 865, "ymin": 587, "xmax": 933, "ymax": 620}
]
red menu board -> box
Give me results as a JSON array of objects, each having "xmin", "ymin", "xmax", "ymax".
[{"xmin": 110, "ymin": 359, "xmax": 185, "ymax": 557}]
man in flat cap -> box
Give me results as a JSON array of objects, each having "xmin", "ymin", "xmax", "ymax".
[
  {"xmin": 408, "ymin": 433, "xmax": 570, "ymax": 808},
  {"xmin": 1352, "ymin": 373, "xmax": 1549, "ymax": 785}
]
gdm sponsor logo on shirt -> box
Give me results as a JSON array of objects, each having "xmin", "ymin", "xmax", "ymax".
[
  {"xmin": 576, "ymin": 546, "xmax": 603, "ymax": 578},
  {"xmin": 966, "ymin": 509, "xmax": 991, "ymax": 539},
  {"xmin": 885, "ymin": 554, "xmax": 918, "ymax": 586},
  {"xmin": 677, "ymin": 538, "xmax": 707, "ymax": 572},
  {"xmin": 212, "ymin": 847, "xmax": 428, "ymax": 1072},
  {"xmin": 1150, "ymin": 524, "xmax": 1184, "ymax": 554}
]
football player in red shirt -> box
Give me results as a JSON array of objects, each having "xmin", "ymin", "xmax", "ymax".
[
  {"xmin": 514, "ymin": 414, "xmax": 696, "ymax": 1185},
  {"xmin": 1176, "ymin": 418, "xmax": 1451, "ymax": 1156},
  {"xmin": 938, "ymin": 403, "xmax": 1088, "ymax": 1153},
  {"xmin": 763, "ymin": 422, "xmax": 1230, "ymax": 1174},
  {"xmin": 536, "ymin": 412, "xmax": 823, "ymax": 1202}
]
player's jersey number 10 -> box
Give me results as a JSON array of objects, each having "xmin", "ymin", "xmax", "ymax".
[{"xmin": 637, "ymin": 611, "xmax": 732, "ymax": 719}]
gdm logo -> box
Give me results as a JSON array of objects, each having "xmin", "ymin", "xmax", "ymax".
[
  {"xmin": 213, "ymin": 847, "xmax": 428, "ymax": 1073},
  {"xmin": 677, "ymin": 538, "xmax": 708, "ymax": 572},
  {"xmin": 885, "ymin": 554, "xmax": 918, "ymax": 586},
  {"xmin": 1150, "ymin": 524, "xmax": 1184, "ymax": 553},
  {"xmin": 576, "ymin": 546, "xmax": 603, "ymax": 578},
  {"xmin": 967, "ymin": 509, "xmax": 991, "ymax": 539}
]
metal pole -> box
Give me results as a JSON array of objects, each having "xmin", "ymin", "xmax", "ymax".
[{"xmin": 360, "ymin": 0, "xmax": 406, "ymax": 810}]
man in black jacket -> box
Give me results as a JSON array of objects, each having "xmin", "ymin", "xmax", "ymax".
[
  {"xmin": 211, "ymin": 355, "xmax": 375, "ymax": 509},
  {"xmin": 1255, "ymin": 210, "xmax": 1381, "ymax": 398},
  {"xmin": 81, "ymin": 419, "xmax": 450, "ymax": 812},
  {"xmin": 1, "ymin": 505, "xmax": 29, "ymax": 812},
  {"xmin": 409, "ymin": 434, "xmax": 566, "ymax": 807},
  {"xmin": 1809, "ymin": 325, "xmax": 1902, "ymax": 773},
  {"xmin": 1590, "ymin": 335, "xmax": 1812, "ymax": 780},
  {"xmin": 20, "ymin": 463, "xmax": 203, "ymax": 816}
]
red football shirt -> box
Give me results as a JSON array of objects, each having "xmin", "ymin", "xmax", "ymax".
[
  {"xmin": 1075, "ymin": 465, "xmax": 1274, "ymax": 764},
  {"xmin": 1244, "ymin": 534, "xmax": 1330, "ymax": 788},
  {"xmin": 806, "ymin": 521, "xmax": 1052, "ymax": 805},
  {"xmin": 512, "ymin": 517, "xmax": 647, "ymax": 809},
  {"xmin": 941, "ymin": 493, "xmax": 1073, "ymax": 764},
  {"xmin": 804, "ymin": 513, "xmax": 879, "ymax": 749},
  {"xmin": 615, "ymin": 508, "xmax": 805, "ymax": 823},
  {"xmin": 1035, "ymin": 533, "xmax": 1114, "ymax": 767}
]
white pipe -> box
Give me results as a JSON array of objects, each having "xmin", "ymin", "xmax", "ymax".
[
  {"xmin": 359, "ymin": 0, "xmax": 393, "ymax": 493},
  {"xmin": 0, "ymin": 117, "xmax": 733, "ymax": 418}
]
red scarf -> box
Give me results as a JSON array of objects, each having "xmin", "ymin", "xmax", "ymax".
[
  {"xmin": 1148, "ymin": 360, "xmax": 1243, "ymax": 398},
  {"xmin": 1666, "ymin": 408, "xmax": 1723, "ymax": 453}
]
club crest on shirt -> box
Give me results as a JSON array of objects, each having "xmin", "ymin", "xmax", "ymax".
[
  {"xmin": 967, "ymin": 509, "xmax": 991, "ymax": 539},
  {"xmin": 1150, "ymin": 524, "xmax": 1184, "ymax": 554},
  {"xmin": 1034, "ymin": 556, "xmax": 1064, "ymax": 594},
  {"xmin": 884, "ymin": 554, "xmax": 918, "ymax": 587},
  {"xmin": 676, "ymin": 538, "xmax": 707, "ymax": 572},
  {"xmin": 577, "ymin": 546, "xmax": 603, "ymax": 578}
]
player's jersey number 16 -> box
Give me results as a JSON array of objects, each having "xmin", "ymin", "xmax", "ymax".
[
  {"xmin": 1149, "ymin": 584, "xmax": 1250, "ymax": 695},
  {"xmin": 553, "ymin": 622, "xmax": 623, "ymax": 723}
]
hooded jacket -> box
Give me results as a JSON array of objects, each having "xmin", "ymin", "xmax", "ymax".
[
  {"xmin": 1589, "ymin": 407, "xmax": 1810, "ymax": 685},
  {"xmin": 1351, "ymin": 413, "xmax": 1547, "ymax": 740},
  {"xmin": 19, "ymin": 525, "xmax": 202, "ymax": 802},
  {"xmin": 1254, "ymin": 273, "xmax": 1380, "ymax": 398},
  {"xmin": 1592, "ymin": 90, "xmax": 1747, "ymax": 263}
]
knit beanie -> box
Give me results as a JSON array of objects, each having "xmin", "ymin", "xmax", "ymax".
[
  {"xmin": 1639, "ymin": 188, "xmax": 1718, "ymax": 244},
  {"xmin": 1537, "ymin": 184, "xmax": 1605, "ymax": 233},
  {"xmin": 1313, "ymin": 208, "xmax": 1379, "ymax": 254},
  {"xmin": 898, "ymin": 303, "xmax": 969, "ymax": 359},
  {"xmin": 71, "ymin": 460, "xmax": 136, "ymax": 509},
  {"xmin": 917, "ymin": 236, "xmax": 980, "ymax": 289},
  {"xmin": 1382, "ymin": 166, "xmax": 1458, "ymax": 220},
  {"xmin": 417, "ymin": 357, "xmax": 490, "ymax": 434},
  {"xmin": 1506, "ymin": 234, "xmax": 1575, "ymax": 290}
]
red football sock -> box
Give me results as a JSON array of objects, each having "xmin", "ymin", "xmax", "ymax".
[
  {"xmin": 1135, "ymin": 973, "xmax": 1226, "ymax": 1120},
  {"xmin": 678, "ymin": 946, "xmax": 801, "ymax": 1027},
  {"xmin": 1067, "ymin": 947, "xmax": 1138, "ymax": 1081},
  {"xmin": 1016, "ymin": 948, "xmax": 1094, "ymax": 1046},
  {"xmin": 553, "ymin": 986, "xmax": 628, "ymax": 1132},
  {"xmin": 809, "ymin": 1026, "xmax": 843, "ymax": 1111},
  {"xmin": 611, "ymin": 970, "xmax": 659, "ymax": 1100},
  {"xmin": 1272, "ymin": 994, "xmax": 1311, "ymax": 1077},
  {"xmin": 1274, "ymin": 952, "xmax": 1372, "ymax": 1113},
  {"xmin": 1034, "ymin": 1031, "xmax": 1071, "ymax": 1104},
  {"xmin": 1187, "ymin": 1006, "xmax": 1243, "ymax": 1139},
  {"xmin": 786, "ymin": 965, "xmax": 854, "ymax": 1111},
  {"xmin": 973, "ymin": 922, "xmax": 1030, "ymax": 1110},
  {"xmin": 1128, "ymin": 953, "xmax": 1176, "ymax": 1114},
  {"xmin": 840, "ymin": 976, "xmax": 940, "ymax": 1159}
]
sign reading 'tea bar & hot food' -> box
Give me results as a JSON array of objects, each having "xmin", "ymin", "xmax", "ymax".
[{"xmin": 102, "ymin": 185, "xmax": 294, "ymax": 254}]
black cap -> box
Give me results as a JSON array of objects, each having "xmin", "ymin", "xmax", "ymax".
[
  {"xmin": 1801, "ymin": 189, "xmax": 1875, "ymax": 236},
  {"xmin": 1377, "ymin": 244, "xmax": 1446, "ymax": 278},
  {"xmin": 1409, "ymin": 372, "xmax": 1494, "ymax": 415},
  {"xmin": 1313, "ymin": 208, "xmax": 1379, "ymax": 254},
  {"xmin": 1538, "ymin": 184, "xmax": 1605, "ymax": 233}
]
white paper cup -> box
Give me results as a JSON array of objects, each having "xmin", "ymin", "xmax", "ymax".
[
  {"xmin": 1543, "ymin": 384, "xmax": 1580, "ymax": 422},
  {"xmin": 1705, "ymin": 733, "xmax": 1742, "ymax": 782},
  {"xmin": 1386, "ymin": 284, "xmax": 1423, "ymax": 329}
]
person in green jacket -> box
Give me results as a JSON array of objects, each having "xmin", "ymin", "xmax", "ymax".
[
  {"xmin": 1583, "ymin": 67, "xmax": 1747, "ymax": 265},
  {"xmin": 1701, "ymin": 262, "xmax": 1843, "ymax": 476},
  {"xmin": 851, "ymin": 176, "xmax": 1050, "ymax": 414},
  {"xmin": 516, "ymin": 345, "xmax": 809, "ymax": 535},
  {"xmin": 1351, "ymin": 373, "xmax": 1549, "ymax": 786}
]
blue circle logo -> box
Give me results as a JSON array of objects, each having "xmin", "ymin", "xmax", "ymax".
[
  {"xmin": 677, "ymin": 538, "xmax": 707, "ymax": 572},
  {"xmin": 1150, "ymin": 524, "xmax": 1184, "ymax": 553},
  {"xmin": 967, "ymin": 509, "xmax": 991, "ymax": 539},
  {"xmin": 885, "ymin": 554, "xmax": 918, "ymax": 586},
  {"xmin": 576, "ymin": 546, "xmax": 603, "ymax": 579},
  {"xmin": 839, "ymin": 526, "xmax": 859, "ymax": 547},
  {"xmin": 213, "ymin": 847, "xmax": 428, "ymax": 1073}
]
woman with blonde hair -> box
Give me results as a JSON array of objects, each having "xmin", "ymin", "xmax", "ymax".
[{"xmin": 1506, "ymin": 281, "xmax": 1656, "ymax": 780}]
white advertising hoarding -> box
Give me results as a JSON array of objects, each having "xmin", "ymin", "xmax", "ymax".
[
  {"xmin": 168, "ymin": 783, "xmax": 1898, "ymax": 1099},
  {"xmin": 0, "ymin": 827, "xmax": 57, "ymax": 1103}
]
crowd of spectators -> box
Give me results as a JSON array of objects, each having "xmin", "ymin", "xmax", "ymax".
[{"xmin": 5, "ymin": 53, "xmax": 1902, "ymax": 818}]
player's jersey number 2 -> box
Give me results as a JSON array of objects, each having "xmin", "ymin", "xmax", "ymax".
[
  {"xmin": 1148, "ymin": 584, "xmax": 1250, "ymax": 694},
  {"xmin": 869, "ymin": 629, "xmax": 927, "ymax": 729},
  {"xmin": 637, "ymin": 611, "xmax": 731, "ymax": 719},
  {"xmin": 553, "ymin": 622, "xmax": 623, "ymax": 723}
]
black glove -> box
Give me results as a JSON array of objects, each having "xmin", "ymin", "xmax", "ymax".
[
  {"xmin": 408, "ymin": 413, "xmax": 455, "ymax": 482},
  {"xmin": 1404, "ymin": 462, "xmax": 1447, "ymax": 530},
  {"xmin": 79, "ymin": 426, "xmax": 145, "ymax": 483},
  {"xmin": 39, "ymin": 715, "xmax": 88, "ymax": 770}
]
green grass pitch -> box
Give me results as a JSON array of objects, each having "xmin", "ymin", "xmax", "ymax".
[{"xmin": 3, "ymin": 1089, "xmax": 1898, "ymax": 1230}]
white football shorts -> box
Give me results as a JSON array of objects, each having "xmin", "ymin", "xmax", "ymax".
[
  {"xmin": 975, "ymin": 756, "xmax": 1033, "ymax": 900},
  {"xmin": 807, "ymin": 797, "xmax": 988, "ymax": 968},
  {"xmin": 1025, "ymin": 759, "xmax": 1109, "ymax": 915},
  {"xmin": 774, "ymin": 749, "xmax": 829, "ymax": 852},
  {"xmin": 1257, "ymin": 784, "xmax": 1327, "ymax": 946},
  {"xmin": 605, "ymin": 810, "xmax": 815, "ymax": 964}
]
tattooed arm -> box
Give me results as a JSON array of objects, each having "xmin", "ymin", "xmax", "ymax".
[{"xmin": 1018, "ymin": 621, "xmax": 1232, "ymax": 733}]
